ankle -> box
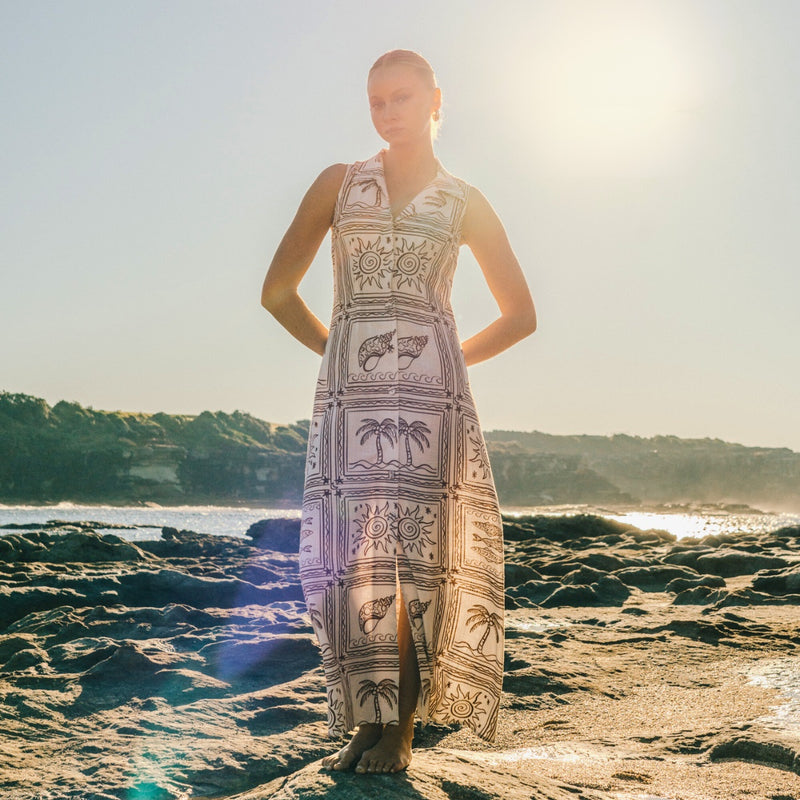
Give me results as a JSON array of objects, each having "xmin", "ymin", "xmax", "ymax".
[{"xmin": 383, "ymin": 720, "xmax": 414, "ymax": 741}]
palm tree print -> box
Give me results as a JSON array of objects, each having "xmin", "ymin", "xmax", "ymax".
[
  {"xmin": 307, "ymin": 603, "xmax": 323, "ymax": 630},
  {"xmin": 354, "ymin": 176, "xmax": 383, "ymax": 206},
  {"xmin": 356, "ymin": 678, "xmax": 399, "ymax": 724},
  {"xmin": 398, "ymin": 418, "xmax": 431, "ymax": 465},
  {"xmin": 356, "ymin": 417, "xmax": 397, "ymax": 463},
  {"xmin": 466, "ymin": 604, "xmax": 503, "ymax": 653}
]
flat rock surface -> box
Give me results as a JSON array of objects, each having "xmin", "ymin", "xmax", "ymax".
[{"xmin": 1, "ymin": 515, "xmax": 799, "ymax": 800}]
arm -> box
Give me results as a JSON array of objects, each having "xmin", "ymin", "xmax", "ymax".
[
  {"xmin": 458, "ymin": 187, "xmax": 537, "ymax": 366},
  {"xmin": 261, "ymin": 163, "xmax": 347, "ymax": 355}
]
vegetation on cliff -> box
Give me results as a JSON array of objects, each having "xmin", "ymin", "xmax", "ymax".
[
  {"xmin": 2, "ymin": 392, "xmax": 799, "ymax": 509},
  {"xmin": 0, "ymin": 392, "xmax": 306, "ymax": 505}
]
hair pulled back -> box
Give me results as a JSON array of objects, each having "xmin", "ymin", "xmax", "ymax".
[
  {"xmin": 369, "ymin": 49, "xmax": 437, "ymax": 89},
  {"xmin": 368, "ymin": 49, "xmax": 442, "ymax": 137}
]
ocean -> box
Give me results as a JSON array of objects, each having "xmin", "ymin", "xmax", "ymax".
[{"xmin": 0, "ymin": 502, "xmax": 798, "ymax": 542}]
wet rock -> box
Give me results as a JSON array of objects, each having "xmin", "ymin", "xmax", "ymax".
[
  {"xmin": 562, "ymin": 565, "xmax": 610, "ymax": 585},
  {"xmin": 693, "ymin": 550, "xmax": 789, "ymax": 578},
  {"xmin": 712, "ymin": 588, "xmax": 800, "ymax": 608},
  {"xmin": 0, "ymin": 586, "xmax": 90, "ymax": 630},
  {"xmin": 239, "ymin": 563, "xmax": 284, "ymax": 585},
  {"xmin": 246, "ymin": 518, "xmax": 301, "ymax": 553},
  {"xmin": 502, "ymin": 513, "xmax": 637, "ymax": 544},
  {"xmin": 626, "ymin": 528, "xmax": 676, "ymax": 545},
  {"xmin": 0, "ymin": 529, "xmax": 151, "ymax": 564},
  {"xmin": 665, "ymin": 574, "xmax": 726, "ymax": 594},
  {"xmin": 2, "ymin": 646, "xmax": 48, "ymax": 671},
  {"xmin": 662, "ymin": 547, "xmax": 716, "ymax": 568},
  {"xmin": 572, "ymin": 552, "xmax": 642, "ymax": 572},
  {"xmin": 140, "ymin": 527, "xmax": 254, "ymax": 558},
  {"xmin": 709, "ymin": 734, "xmax": 800, "ymax": 776},
  {"xmin": 671, "ymin": 585, "xmax": 727, "ymax": 605},
  {"xmin": 751, "ymin": 564, "xmax": 800, "ymax": 595},
  {"xmin": 615, "ymin": 564, "xmax": 701, "ymax": 591},
  {"xmin": 558, "ymin": 566, "xmax": 631, "ymax": 605},
  {"xmin": 199, "ymin": 634, "xmax": 319, "ymax": 685},
  {"xmin": 76, "ymin": 640, "xmax": 211, "ymax": 708},
  {"xmin": 507, "ymin": 579, "xmax": 562, "ymax": 605},
  {"xmin": 504, "ymin": 562, "xmax": 542, "ymax": 587},
  {"xmin": 80, "ymin": 640, "xmax": 189, "ymax": 683},
  {"xmin": 541, "ymin": 584, "xmax": 602, "ymax": 607},
  {"xmin": 114, "ymin": 568, "xmax": 301, "ymax": 609},
  {"xmin": 0, "ymin": 634, "xmax": 39, "ymax": 663},
  {"xmin": 47, "ymin": 637, "xmax": 120, "ymax": 672},
  {"xmin": 771, "ymin": 525, "xmax": 800, "ymax": 541}
]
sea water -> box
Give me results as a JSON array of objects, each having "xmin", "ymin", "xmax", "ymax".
[
  {"xmin": 0, "ymin": 502, "xmax": 797, "ymax": 542},
  {"xmin": 0, "ymin": 503, "xmax": 301, "ymax": 541}
]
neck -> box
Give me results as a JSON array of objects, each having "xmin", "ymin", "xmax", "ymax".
[{"xmin": 382, "ymin": 138, "xmax": 437, "ymax": 173}]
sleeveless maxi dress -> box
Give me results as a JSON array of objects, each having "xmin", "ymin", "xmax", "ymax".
[{"xmin": 300, "ymin": 150, "xmax": 504, "ymax": 742}]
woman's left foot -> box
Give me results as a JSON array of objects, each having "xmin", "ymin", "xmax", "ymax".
[{"xmin": 354, "ymin": 724, "xmax": 413, "ymax": 773}]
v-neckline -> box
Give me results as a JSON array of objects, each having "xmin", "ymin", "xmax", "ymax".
[{"xmin": 377, "ymin": 149, "xmax": 444, "ymax": 221}]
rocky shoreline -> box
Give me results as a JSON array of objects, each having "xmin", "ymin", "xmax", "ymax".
[{"xmin": 1, "ymin": 515, "xmax": 799, "ymax": 799}]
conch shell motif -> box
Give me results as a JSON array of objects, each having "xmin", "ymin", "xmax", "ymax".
[
  {"xmin": 358, "ymin": 594, "xmax": 395, "ymax": 633},
  {"xmin": 358, "ymin": 330, "xmax": 395, "ymax": 371},
  {"xmin": 408, "ymin": 598, "xmax": 431, "ymax": 625},
  {"xmin": 397, "ymin": 335, "xmax": 428, "ymax": 368}
]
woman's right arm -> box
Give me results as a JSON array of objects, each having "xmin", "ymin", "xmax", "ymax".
[{"xmin": 261, "ymin": 163, "xmax": 347, "ymax": 356}]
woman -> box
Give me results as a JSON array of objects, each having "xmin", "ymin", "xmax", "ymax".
[{"xmin": 261, "ymin": 49, "xmax": 536, "ymax": 775}]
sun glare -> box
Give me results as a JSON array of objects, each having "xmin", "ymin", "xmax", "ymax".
[{"xmin": 506, "ymin": 5, "xmax": 706, "ymax": 175}]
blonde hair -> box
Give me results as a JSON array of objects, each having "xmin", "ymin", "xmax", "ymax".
[{"xmin": 368, "ymin": 49, "xmax": 442, "ymax": 138}]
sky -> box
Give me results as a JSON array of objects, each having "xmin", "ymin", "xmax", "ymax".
[{"xmin": 2, "ymin": 0, "xmax": 799, "ymax": 451}]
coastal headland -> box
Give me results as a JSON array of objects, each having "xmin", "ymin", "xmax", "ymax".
[
  {"xmin": 2, "ymin": 391, "xmax": 800, "ymax": 511},
  {"xmin": 1, "ymin": 514, "xmax": 799, "ymax": 799}
]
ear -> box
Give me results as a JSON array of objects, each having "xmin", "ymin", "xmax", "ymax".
[{"xmin": 432, "ymin": 87, "xmax": 442, "ymax": 114}]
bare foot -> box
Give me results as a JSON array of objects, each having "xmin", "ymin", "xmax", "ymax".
[
  {"xmin": 354, "ymin": 723, "xmax": 413, "ymax": 774},
  {"xmin": 321, "ymin": 723, "xmax": 383, "ymax": 771}
]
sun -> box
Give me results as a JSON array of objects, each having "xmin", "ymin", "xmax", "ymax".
[{"xmin": 503, "ymin": 4, "xmax": 707, "ymax": 176}]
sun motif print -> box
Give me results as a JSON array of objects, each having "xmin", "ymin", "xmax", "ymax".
[{"xmin": 300, "ymin": 150, "xmax": 504, "ymax": 741}]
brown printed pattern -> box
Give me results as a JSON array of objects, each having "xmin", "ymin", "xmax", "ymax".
[{"xmin": 300, "ymin": 150, "xmax": 503, "ymax": 741}]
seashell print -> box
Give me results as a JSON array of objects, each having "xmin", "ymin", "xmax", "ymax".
[
  {"xmin": 358, "ymin": 594, "xmax": 395, "ymax": 634},
  {"xmin": 358, "ymin": 330, "xmax": 395, "ymax": 371},
  {"xmin": 397, "ymin": 335, "xmax": 428, "ymax": 368},
  {"xmin": 298, "ymin": 153, "xmax": 505, "ymax": 741},
  {"xmin": 408, "ymin": 598, "xmax": 430, "ymax": 625}
]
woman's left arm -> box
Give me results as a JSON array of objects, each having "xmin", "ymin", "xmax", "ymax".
[{"xmin": 459, "ymin": 186, "xmax": 537, "ymax": 366}]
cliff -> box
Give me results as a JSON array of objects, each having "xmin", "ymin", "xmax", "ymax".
[
  {"xmin": 485, "ymin": 431, "xmax": 800, "ymax": 510},
  {"xmin": 2, "ymin": 392, "xmax": 799, "ymax": 510},
  {"xmin": 0, "ymin": 392, "xmax": 306, "ymax": 506}
]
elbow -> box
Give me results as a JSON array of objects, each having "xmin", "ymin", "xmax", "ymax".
[
  {"xmin": 526, "ymin": 310, "xmax": 537, "ymax": 336},
  {"xmin": 518, "ymin": 303, "xmax": 537, "ymax": 338},
  {"xmin": 260, "ymin": 280, "xmax": 292, "ymax": 313}
]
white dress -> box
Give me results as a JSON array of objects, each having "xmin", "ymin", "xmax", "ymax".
[{"xmin": 299, "ymin": 150, "xmax": 504, "ymax": 741}]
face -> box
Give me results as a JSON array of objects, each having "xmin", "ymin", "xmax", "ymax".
[{"xmin": 367, "ymin": 64, "xmax": 440, "ymax": 146}]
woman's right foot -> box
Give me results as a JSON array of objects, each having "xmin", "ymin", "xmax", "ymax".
[{"xmin": 321, "ymin": 723, "xmax": 383, "ymax": 771}]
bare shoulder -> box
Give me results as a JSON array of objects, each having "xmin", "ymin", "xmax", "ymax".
[
  {"xmin": 295, "ymin": 163, "xmax": 348, "ymax": 227},
  {"xmin": 462, "ymin": 184, "xmax": 506, "ymax": 245},
  {"xmin": 306, "ymin": 162, "xmax": 348, "ymax": 204},
  {"xmin": 314, "ymin": 162, "xmax": 348, "ymax": 192}
]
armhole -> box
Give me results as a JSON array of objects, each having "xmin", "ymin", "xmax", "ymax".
[
  {"xmin": 331, "ymin": 161, "xmax": 358, "ymax": 230},
  {"xmin": 456, "ymin": 181, "xmax": 472, "ymax": 247}
]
